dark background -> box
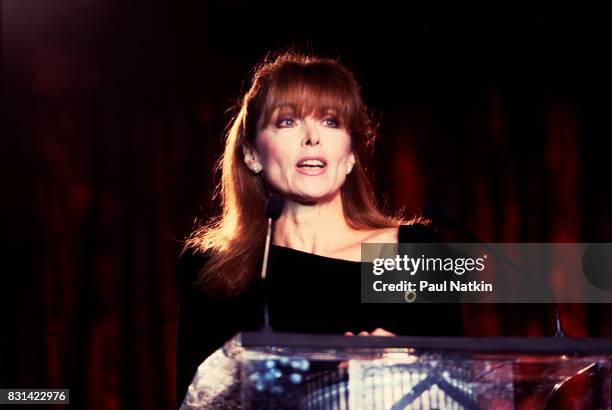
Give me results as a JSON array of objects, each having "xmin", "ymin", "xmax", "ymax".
[{"xmin": 2, "ymin": 1, "xmax": 610, "ymax": 408}]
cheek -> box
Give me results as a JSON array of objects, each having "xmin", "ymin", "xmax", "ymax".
[
  {"xmin": 331, "ymin": 134, "xmax": 353, "ymax": 159},
  {"xmin": 256, "ymin": 136, "xmax": 294, "ymax": 172}
]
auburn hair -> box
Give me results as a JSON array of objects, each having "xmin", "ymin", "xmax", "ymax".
[{"xmin": 185, "ymin": 52, "xmax": 405, "ymax": 298}]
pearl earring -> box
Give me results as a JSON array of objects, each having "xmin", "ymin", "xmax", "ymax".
[
  {"xmin": 345, "ymin": 162, "xmax": 353, "ymax": 174},
  {"xmin": 252, "ymin": 163, "xmax": 262, "ymax": 173}
]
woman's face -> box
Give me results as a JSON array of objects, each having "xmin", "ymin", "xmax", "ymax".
[{"xmin": 244, "ymin": 106, "xmax": 355, "ymax": 203}]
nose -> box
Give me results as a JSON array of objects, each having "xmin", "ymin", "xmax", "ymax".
[{"xmin": 302, "ymin": 120, "xmax": 320, "ymax": 146}]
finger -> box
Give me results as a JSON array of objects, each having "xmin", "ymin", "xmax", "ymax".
[
  {"xmin": 371, "ymin": 327, "xmax": 396, "ymax": 337},
  {"xmin": 358, "ymin": 331, "xmax": 369, "ymax": 336},
  {"xmin": 344, "ymin": 331, "xmax": 354, "ymax": 336}
]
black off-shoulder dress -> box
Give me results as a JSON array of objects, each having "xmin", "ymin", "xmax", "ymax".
[{"xmin": 176, "ymin": 224, "xmax": 463, "ymax": 407}]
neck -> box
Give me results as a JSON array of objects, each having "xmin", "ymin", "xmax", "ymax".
[{"xmin": 272, "ymin": 192, "xmax": 355, "ymax": 255}]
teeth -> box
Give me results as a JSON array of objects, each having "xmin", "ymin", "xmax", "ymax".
[{"xmin": 298, "ymin": 159, "xmax": 325, "ymax": 167}]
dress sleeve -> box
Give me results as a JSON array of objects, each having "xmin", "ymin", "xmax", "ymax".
[
  {"xmin": 395, "ymin": 223, "xmax": 465, "ymax": 337},
  {"xmin": 175, "ymin": 249, "xmax": 238, "ymax": 408}
]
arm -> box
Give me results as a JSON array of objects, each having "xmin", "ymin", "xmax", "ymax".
[
  {"xmin": 175, "ymin": 249, "xmax": 237, "ymax": 408},
  {"xmin": 175, "ymin": 248, "xmax": 264, "ymax": 408},
  {"xmin": 394, "ymin": 223, "xmax": 464, "ymax": 337}
]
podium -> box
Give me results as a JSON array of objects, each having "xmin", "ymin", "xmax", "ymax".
[{"xmin": 180, "ymin": 332, "xmax": 611, "ymax": 409}]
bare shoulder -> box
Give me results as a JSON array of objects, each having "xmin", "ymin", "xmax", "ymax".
[
  {"xmin": 361, "ymin": 226, "xmax": 400, "ymax": 244},
  {"xmin": 325, "ymin": 226, "xmax": 400, "ymax": 261}
]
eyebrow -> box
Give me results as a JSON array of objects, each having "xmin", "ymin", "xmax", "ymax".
[
  {"xmin": 273, "ymin": 104, "xmax": 339, "ymax": 117},
  {"xmin": 275, "ymin": 104, "xmax": 297, "ymax": 116},
  {"xmin": 318, "ymin": 107, "xmax": 339, "ymax": 116}
]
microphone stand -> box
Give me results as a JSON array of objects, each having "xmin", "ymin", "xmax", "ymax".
[
  {"xmin": 260, "ymin": 217, "xmax": 273, "ymax": 333},
  {"xmin": 260, "ymin": 195, "xmax": 284, "ymax": 333}
]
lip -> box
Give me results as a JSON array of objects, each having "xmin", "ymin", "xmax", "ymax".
[{"xmin": 295, "ymin": 156, "xmax": 328, "ymax": 176}]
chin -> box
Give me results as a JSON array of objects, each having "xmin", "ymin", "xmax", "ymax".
[{"xmin": 291, "ymin": 188, "xmax": 341, "ymax": 204}]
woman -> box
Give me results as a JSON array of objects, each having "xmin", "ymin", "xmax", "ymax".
[{"xmin": 176, "ymin": 52, "xmax": 463, "ymax": 405}]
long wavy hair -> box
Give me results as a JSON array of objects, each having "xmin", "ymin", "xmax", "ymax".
[{"xmin": 185, "ymin": 52, "xmax": 405, "ymax": 298}]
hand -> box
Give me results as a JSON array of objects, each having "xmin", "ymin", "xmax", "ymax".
[
  {"xmin": 344, "ymin": 327, "xmax": 396, "ymax": 337},
  {"xmin": 338, "ymin": 328, "xmax": 396, "ymax": 370}
]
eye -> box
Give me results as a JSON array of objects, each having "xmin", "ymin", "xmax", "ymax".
[
  {"xmin": 322, "ymin": 116, "xmax": 340, "ymax": 128},
  {"xmin": 276, "ymin": 117, "xmax": 297, "ymax": 128}
]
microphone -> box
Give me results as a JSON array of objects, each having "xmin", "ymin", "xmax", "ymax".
[
  {"xmin": 424, "ymin": 203, "xmax": 566, "ymax": 338},
  {"xmin": 265, "ymin": 194, "xmax": 285, "ymax": 221},
  {"xmin": 260, "ymin": 195, "xmax": 284, "ymax": 332}
]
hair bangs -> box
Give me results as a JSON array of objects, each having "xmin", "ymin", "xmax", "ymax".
[{"xmin": 258, "ymin": 62, "xmax": 359, "ymax": 130}]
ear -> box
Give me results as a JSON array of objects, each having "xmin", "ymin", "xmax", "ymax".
[
  {"xmin": 242, "ymin": 143, "xmax": 261, "ymax": 168},
  {"xmin": 348, "ymin": 152, "xmax": 355, "ymax": 167},
  {"xmin": 345, "ymin": 152, "xmax": 356, "ymax": 175}
]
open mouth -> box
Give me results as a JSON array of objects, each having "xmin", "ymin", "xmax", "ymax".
[
  {"xmin": 296, "ymin": 157, "xmax": 328, "ymax": 176},
  {"xmin": 296, "ymin": 158, "xmax": 328, "ymax": 168}
]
